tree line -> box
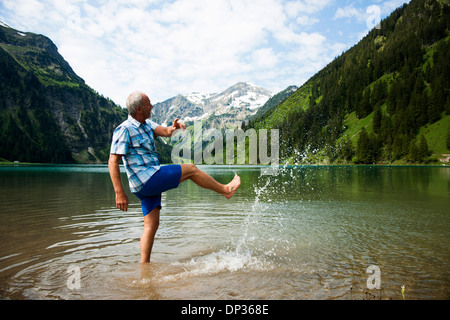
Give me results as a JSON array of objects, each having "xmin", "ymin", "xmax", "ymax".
[{"xmin": 245, "ymin": 0, "xmax": 450, "ymax": 164}]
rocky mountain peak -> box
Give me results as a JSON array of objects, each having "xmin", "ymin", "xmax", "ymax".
[{"xmin": 153, "ymin": 82, "xmax": 272, "ymax": 128}]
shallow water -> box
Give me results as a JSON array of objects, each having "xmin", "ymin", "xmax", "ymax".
[{"xmin": 0, "ymin": 165, "xmax": 449, "ymax": 299}]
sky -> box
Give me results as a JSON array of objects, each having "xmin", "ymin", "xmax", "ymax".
[{"xmin": 0, "ymin": 0, "xmax": 410, "ymax": 106}]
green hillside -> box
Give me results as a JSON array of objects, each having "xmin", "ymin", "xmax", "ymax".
[
  {"xmin": 245, "ymin": 0, "xmax": 450, "ymax": 165},
  {"xmin": 0, "ymin": 23, "xmax": 129, "ymax": 163}
]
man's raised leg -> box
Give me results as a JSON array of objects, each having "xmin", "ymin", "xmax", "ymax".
[{"xmin": 179, "ymin": 164, "xmax": 240, "ymax": 199}]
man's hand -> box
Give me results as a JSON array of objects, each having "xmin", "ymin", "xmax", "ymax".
[
  {"xmin": 172, "ymin": 118, "xmax": 186, "ymax": 130},
  {"xmin": 154, "ymin": 119, "xmax": 186, "ymax": 137},
  {"xmin": 108, "ymin": 153, "xmax": 129, "ymax": 212},
  {"xmin": 115, "ymin": 190, "xmax": 129, "ymax": 212}
]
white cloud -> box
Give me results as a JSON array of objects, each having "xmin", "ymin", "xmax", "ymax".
[
  {"xmin": 334, "ymin": 5, "xmax": 366, "ymax": 22},
  {"xmin": 1, "ymin": 0, "xmax": 375, "ymax": 106},
  {"xmin": 252, "ymin": 48, "xmax": 279, "ymax": 69},
  {"xmin": 334, "ymin": 1, "xmax": 410, "ymax": 23},
  {"xmin": 381, "ymin": 0, "xmax": 410, "ymax": 15},
  {"xmin": 333, "ymin": 0, "xmax": 410, "ymax": 46},
  {"xmin": 2, "ymin": 0, "xmax": 44, "ymax": 19},
  {"xmin": 285, "ymin": 0, "xmax": 334, "ymax": 16},
  {"xmin": 296, "ymin": 15, "xmax": 319, "ymax": 26}
]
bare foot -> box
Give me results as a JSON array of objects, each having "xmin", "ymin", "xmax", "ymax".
[{"xmin": 224, "ymin": 174, "xmax": 241, "ymax": 199}]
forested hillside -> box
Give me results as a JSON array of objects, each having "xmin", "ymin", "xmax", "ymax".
[
  {"xmin": 0, "ymin": 23, "xmax": 128, "ymax": 163},
  {"xmin": 245, "ymin": 0, "xmax": 450, "ymax": 164}
]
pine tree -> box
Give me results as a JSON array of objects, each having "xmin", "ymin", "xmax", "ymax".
[
  {"xmin": 428, "ymin": 100, "xmax": 442, "ymax": 124},
  {"xmin": 357, "ymin": 89, "xmax": 371, "ymax": 119},
  {"xmin": 429, "ymin": 76, "xmax": 446, "ymax": 123},
  {"xmin": 373, "ymin": 106, "xmax": 382, "ymax": 134},
  {"xmin": 409, "ymin": 141, "xmax": 419, "ymax": 162},
  {"xmin": 393, "ymin": 133, "xmax": 410, "ymax": 160},
  {"xmin": 380, "ymin": 114, "xmax": 393, "ymax": 141},
  {"xmin": 339, "ymin": 136, "xmax": 354, "ymax": 162},
  {"xmin": 357, "ymin": 128, "xmax": 371, "ymax": 163},
  {"xmin": 387, "ymin": 79, "xmax": 399, "ymax": 115},
  {"xmin": 418, "ymin": 134, "xmax": 430, "ymax": 161},
  {"xmin": 446, "ymin": 96, "xmax": 450, "ymax": 115},
  {"xmin": 417, "ymin": 92, "xmax": 429, "ymax": 126},
  {"xmin": 447, "ymin": 124, "xmax": 450, "ymax": 150}
]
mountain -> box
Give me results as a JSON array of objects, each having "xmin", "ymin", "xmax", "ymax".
[
  {"xmin": 249, "ymin": 85, "xmax": 298, "ymax": 122},
  {"xmin": 0, "ymin": 22, "xmax": 272, "ymax": 164},
  {"xmin": 152, "ymin": 82, "xmax": 272, "ymax": 129},
  {"xmin": 0, "ymin": 22, "xmax": 129, "ymax": 163},
  {"xmin": 245, "ymin": 0, "xmax": 450, "ymax": 165}
]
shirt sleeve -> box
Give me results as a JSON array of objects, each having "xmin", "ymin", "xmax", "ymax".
[
  {"xmin": 110, "ymin": 125, "xmax": 129, "ymax": 155},
  {"xmin": 147, "ymin": 119, "xmax": 160, "ymax": 130}
]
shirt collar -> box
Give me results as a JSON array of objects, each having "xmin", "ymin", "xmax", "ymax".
[{"xmin": 127, "ymin": 115, "xmax": 143, "ymax": 128}]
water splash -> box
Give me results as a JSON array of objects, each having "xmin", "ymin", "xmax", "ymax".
[
  {"xmin": 235, "ymin": 175, "xmax": 271, "ymax": 255},
  {"xmin": 152, "ymin": 167, "xmax": 288, "ymax": 284},
  {"xmin": 158, "ymin": 250, "xmax": 264, "ymax": 283},
  {"xmin": 140, "ymin": 165, "xmax": 319, "ymax": 288}
]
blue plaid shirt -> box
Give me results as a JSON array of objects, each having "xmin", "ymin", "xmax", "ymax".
[{"xmin": 110, "ymin": 115, "xmax": 160, "ymax": 193}]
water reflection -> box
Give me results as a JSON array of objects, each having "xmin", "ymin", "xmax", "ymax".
[{"xmin": 0, "ymin": 165, "xmax": 449, "ymax": 299}]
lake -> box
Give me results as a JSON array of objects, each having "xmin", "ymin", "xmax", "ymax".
[{"xmin": 0, "ymin": 165, "xmax": 448, "ymax": 300}]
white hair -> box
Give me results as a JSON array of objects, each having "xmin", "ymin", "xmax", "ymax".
[{"xmin": 126, "ymin": 91, "xmax": 147, "ymax": 115}]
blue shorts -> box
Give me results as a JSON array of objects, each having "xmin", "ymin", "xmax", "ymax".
[{"xmin": 134, "ymin": 165, "xmax": 182, "ymax": 216}]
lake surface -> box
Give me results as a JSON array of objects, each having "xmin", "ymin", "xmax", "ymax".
[{"xmin": 0, "ymin": 165, "xmax": 448, "ymax": 300}]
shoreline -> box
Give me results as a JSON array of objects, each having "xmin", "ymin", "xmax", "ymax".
[{"xmin": 1, "ymin": 162, "xmax": 448, "ymax": 168}]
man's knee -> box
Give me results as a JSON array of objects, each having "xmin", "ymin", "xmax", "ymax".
[
  {"xmin": 182, "ymin": 163, "xmax": 199, "ymax": 178},
  {"xmin": 189, "ymin": 164, "xmax": 199, "ymax": 176}
]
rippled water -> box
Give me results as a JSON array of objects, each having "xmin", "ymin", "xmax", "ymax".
[{"xmin": 0, "ymin": 165, "xmax": 449, "ymax": 299}]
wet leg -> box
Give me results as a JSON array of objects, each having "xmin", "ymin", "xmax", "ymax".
[{"xmin": 140, "ymin": 207, "xmax": 160, "ymax": 263}]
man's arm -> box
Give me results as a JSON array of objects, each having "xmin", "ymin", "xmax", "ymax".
[
  {"xmin": 108, "ymin": 153, "xmax": 128, "ymax": 211},
  {"xmin": 154, "ymin": 118, "xmax": 186, "ymax": 137}
]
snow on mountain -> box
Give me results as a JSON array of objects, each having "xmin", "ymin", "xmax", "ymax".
[
  {"xmin": 208, "ymin": 82, "xmax": 270, "ymax": 112},
  {"xmin": 153, "ymin": 82, "xmax": 272, "ymax": 128},
  {"xmin": 185, "ymin": 92, "xmax": 215, "ymax": 105}
]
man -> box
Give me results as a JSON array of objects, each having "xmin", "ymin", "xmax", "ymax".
[{"xmin": 108, "ymin": 91, "xmax": 241, "ymax": 263}]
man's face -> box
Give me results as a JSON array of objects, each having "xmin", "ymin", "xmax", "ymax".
[{"xmin": 142, "ymin": 96, "xmax": 153, "ymax": 120}]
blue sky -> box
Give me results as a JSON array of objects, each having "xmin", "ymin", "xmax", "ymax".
[{"xmin": 0, "ymin": 0, "xmax": 410, "ymax": 106}]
